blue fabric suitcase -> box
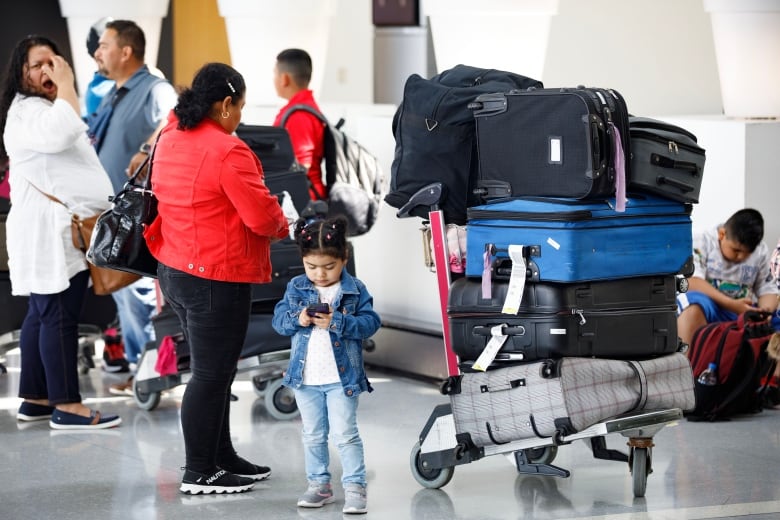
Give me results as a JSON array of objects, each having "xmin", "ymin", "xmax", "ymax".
[{"xmin": 465, "ymin": 195, "xmax": 693, "ymax": 282}]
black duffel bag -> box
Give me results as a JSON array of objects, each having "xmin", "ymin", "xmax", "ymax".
[
  {"xmin": 385, "ymin": 65, "xmax": 542, "ymax": 224},
  {"xmin": 87, "ymin": 144, "xmax": 159, "ymax": 278}
]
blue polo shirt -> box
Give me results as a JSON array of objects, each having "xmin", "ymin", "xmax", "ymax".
[{"xmin": 95, "ymin": 65, "xmax": 177, "ymax": 193}]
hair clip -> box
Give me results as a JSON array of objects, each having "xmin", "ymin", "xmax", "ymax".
[{"xmin": 226, "ymin": 80, "xmax": 236, "ymax": 94}]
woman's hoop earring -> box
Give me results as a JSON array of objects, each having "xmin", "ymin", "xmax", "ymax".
[{"xmin": 221, "ymin": 111, "xmax": 230, "ymax": 119}]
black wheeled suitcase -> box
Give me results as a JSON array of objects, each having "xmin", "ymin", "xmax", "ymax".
[
  {"xmin": 264, "ymin": 166, "xmax": 310, "ymax": 214},
  {"xmin": 470, "ymin": 87, "xmax": 630, "ymax": 201},
  {"xmin": 385, "ymin": 65, "xmax": 543, "ymax": 224},
  {"xmin": 251, "ymin": 239, "xmax": 305, "ymax": 303},
  {"xmin": 448, "ymin": 276, "xmax": 680, "ymax": 362},
  {"xmin": 444, "ymin": 353, "xmax": 696, "ymax": 448},
  {"xmin": 628, "ymin": 117, "xmax": 706, "ymax": 203},
  {"xmin": 235, "ymin": 124, "xmax": 297, "ymax": 173}
]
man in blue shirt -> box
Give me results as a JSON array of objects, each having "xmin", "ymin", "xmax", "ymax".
[{"xmin": 89, "ymin": 20, "xmax": 177, "ymax": 383}]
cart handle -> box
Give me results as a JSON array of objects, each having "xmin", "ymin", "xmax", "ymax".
[{"xmin": 397, "ymin": 183, "xmax": 444, "ymax": 218}]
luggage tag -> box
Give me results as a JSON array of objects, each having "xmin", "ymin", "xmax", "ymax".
[
  {"xmin": 501, "ymin": 245, "xmax": 526, "ymax": 315},
  {"xmin": 472, "ymin": 324, "xmax": 509, "ymax": 372}
]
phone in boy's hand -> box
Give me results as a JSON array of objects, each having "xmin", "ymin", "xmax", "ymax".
[{"xmin": 306, "ymin": 303, "xmax": 330, "ymax": 317}]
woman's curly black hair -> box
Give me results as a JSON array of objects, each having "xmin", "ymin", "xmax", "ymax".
[
  {"xmin": 294, "ymin": 215, "xmax": 350, "ymax": 260},
  {"xmin": 173, "ymin": 62, "xmax": 245, "ymax": 130}
]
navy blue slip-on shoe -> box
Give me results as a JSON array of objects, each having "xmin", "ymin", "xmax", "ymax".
[
  {"xmin": 17, "ymin": 402, "xmax": 55, "ymax": 422},
  {"xmin": 49, "ymin": 409, "xmax": 122, "ymax": 430}
]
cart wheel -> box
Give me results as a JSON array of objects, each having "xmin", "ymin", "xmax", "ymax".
[
  {"xmin": 263, "ymin": 378, "xmax": 299, "ymax": 420},
  {"xmin": 524, "ymin": 445, "xmax": 558, "ymax": 465},
  {"xmin": 252, "ymin": 375, "xmax": 269, "ymax": 397},
  {"xmin": 631, "ymin": 447, "xmax": 650, "ymax": 498},
  {"xmin": 133, "ymin": 378, "xmax": 161, "ymax": 411},
  {"xmin": 410, "ymin": 441, "xmax": 454, "ymax": 489},
  {"xmin": 676, "ymin": 276, "xmax": 689, "ymax": 294}
]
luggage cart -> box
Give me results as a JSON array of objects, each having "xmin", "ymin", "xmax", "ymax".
[
  {"xmin": 398, "ymin": 183, "xmax": 685, "ymax": 498},
  {"xmin": 131, "ymin": 301, "xmax": 299, "ymax": 420}
]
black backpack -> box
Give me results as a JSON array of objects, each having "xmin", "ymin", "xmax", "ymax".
[
  {"xmin": 686, "ymin": 311, "xmax": 777, "ymax": 421},
  {"xmin": 385, "ymin": 65, "xmax": 542, "ymax": 224},
  {"xmin": 281, "ymin": 105, "xmax": 385, "ymax": 237}
]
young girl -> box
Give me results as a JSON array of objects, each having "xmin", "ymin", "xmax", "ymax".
[{"xmin": 272, "ymin": 215, "xmax": 381, "ymax": 514}]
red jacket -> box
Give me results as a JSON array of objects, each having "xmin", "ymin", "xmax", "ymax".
[
  {"xmin": 145, "ymin": 114, "xmax": 289, "ymax": 283},
  {"xmin": 273, "ymin": 90, "xmax": 326, "ymax": 200}
]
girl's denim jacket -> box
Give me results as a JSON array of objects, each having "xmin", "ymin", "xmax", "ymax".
[{"xmin": 272, "ymin": 270, "xmax": 381, "ymax": 397}]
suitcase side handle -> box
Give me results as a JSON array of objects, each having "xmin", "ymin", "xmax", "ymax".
[
  {"xmin": 588, "ymin": 114, "xmax": 608, "ymax": 180},
  {"xmin": 652, "ymin": 153, "xmax": 700, "ymax": 176},
  {"xmin": 657, "ymin": 175, "xmax": 695, "ymax": 193}
]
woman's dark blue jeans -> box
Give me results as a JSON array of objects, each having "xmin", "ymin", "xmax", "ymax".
[
  {"xmin": 157, "ymin": 263, "xmax": 251, "ymax": 473},
  {"xmin": 18, "ymin": 270, "xmax": 89, "ymax": 404}
]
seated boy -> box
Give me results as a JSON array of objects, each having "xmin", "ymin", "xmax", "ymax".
[{"xmin": 677, "ymin": 208, "xmax": 779, "ymax": 346}]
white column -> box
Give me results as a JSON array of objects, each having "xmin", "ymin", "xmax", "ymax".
[
  {"xmin": 703, "ymin": 0, "xmax": 780, "ymax": 118},
  {"xmin": 58, "ymin": 0, "xmax": 170, "ymax": 99},
  {"xmin": 423, "ymin": 0, "xmax": 559, "ymax": 78},
  {"xmin": 217, "ymin": 0, "xmax": 337, "ymax": 106}
]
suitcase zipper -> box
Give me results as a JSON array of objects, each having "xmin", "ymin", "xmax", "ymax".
[{"xmin": 631, "ymin": 130, "xmax": 704, "ymax": 155}]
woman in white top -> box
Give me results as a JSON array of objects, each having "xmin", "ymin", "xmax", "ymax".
[{"xmin": 0, "ymin": 35, "xmax": 119, "ymax": 429}]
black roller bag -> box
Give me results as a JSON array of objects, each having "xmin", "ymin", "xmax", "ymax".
[
  {"xmin": 448, "ymin": 276, "xmax": 680, "ymax": 363},
  {"xmin": 471, "ymin": 86, "xmax": 629, "ymax": 200},
  {"xmin": 628, "ymin": 117, "xmax": 706, "ymax": 203},
  {"xmin": 385, "ymin": 65, "xmax": 542, "ymax": 224},
  {"xmin": 235, "ymin": 124, "xmax": 298, "ymax": 173}
]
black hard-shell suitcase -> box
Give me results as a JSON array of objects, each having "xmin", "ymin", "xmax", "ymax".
[
  {"xmin": 235, "ymin": 124, "xmax": 297, "ymax": 173},
  {"xmin": 448, "ymin": 277, "xmax": 679, "ymax": 363},
  {"xmin": 628, "ymin": 117, "xmax": 706, "ymax": 203},
  {"xmin": 470, "ymin": 87, "xmax": 630, "ymax": 201}
]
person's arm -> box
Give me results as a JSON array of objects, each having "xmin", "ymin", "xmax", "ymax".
[
  {"xmin": 757, "ymin": 293, "xmax": 779, "ymax": 313},
  {"xmin": 329, "ymin": 280, "xmax": 382, "ymax": 340},
  {"xmin": 41, "ymin": 55, "xmax": 79, "ymax": 115},
  {"xmin": 221, "ymin": 145, "xmax": 289, "ymax": 240}
]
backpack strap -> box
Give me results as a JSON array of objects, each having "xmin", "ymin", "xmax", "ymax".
[{"xmin": 280, "ymin": 103, "xmax": 328, "ymax": 128}]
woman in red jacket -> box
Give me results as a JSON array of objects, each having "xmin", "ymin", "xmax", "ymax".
[{"xmin": 145, "ymin": 62, "xmax": 289, "ymax": 495}]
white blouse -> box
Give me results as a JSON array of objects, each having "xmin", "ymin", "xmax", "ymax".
[
  {"xmin": 302, "ymin": 282, "xmax": 342, "ymax": 385},
  {"xmin": 3, "ymin": 94, "xmax": 113, "ymax": 295}
]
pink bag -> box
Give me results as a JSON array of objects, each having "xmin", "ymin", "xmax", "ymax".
[{"xmin": 154, "ymin": 335, "xmax": 178, "ymax": 376}]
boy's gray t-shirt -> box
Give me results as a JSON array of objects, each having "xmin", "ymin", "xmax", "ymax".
[{"xmin": 692, "ymin": 226, "xmax": 779, "ymax": 300}]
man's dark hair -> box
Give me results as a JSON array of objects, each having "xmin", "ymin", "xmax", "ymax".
[
  {"xmin": 724, "ymin": 208, "xmax": 764, "ymax": 252},
  {"xmin": 106, "ymin": 19, "xmax": 146, "ymax": 61},
  {"xmin": 276, "ymin": 48, "xmax": 312, "ymax": 87},
  {"xmin": 0, "ymin": 35, "xmax": 62, "ymax": 161}
]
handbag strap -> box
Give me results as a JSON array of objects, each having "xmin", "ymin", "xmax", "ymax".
[{"xmin": 126, "ymin": 131, "xmax": 163, "ymax": 191}]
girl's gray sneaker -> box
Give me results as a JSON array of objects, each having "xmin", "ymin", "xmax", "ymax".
[
  {"xmin": 297, "ymin": 482, "xmax": 334, "ymax": 508},
  {"xmin": 342, "ymin": 483, "xmax": 367, "ymax": 514}
]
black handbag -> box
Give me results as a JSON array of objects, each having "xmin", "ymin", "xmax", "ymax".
[{"xmin": 87, "ymin": 139, "xmax": 160, "ymax": 278}]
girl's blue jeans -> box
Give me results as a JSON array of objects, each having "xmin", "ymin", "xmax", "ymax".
[{"xmin": 294, "ymin": 383, "xmax": 366, "ymax": 487}]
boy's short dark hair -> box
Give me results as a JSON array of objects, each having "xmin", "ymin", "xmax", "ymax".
[
  {"xmin": 276, "ymin": 48, "xmax": 312, "ymax": 88},
  {"xmin": 724, "ymin": 208, "xmax": 764, "ymax": 252}
]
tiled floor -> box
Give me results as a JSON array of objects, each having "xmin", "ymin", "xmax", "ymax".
[{"xmin": 1, "ymin": 336, "xmax": 780, "ymax": 520}]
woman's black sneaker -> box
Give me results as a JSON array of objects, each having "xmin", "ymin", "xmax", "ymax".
[
  {"xmin": 179, "ymin": 469, "xmax": 255, "ymax": 495},
  {"xmin": 220, "ymin": 457, "xmax": 272, "ymax": 481}
]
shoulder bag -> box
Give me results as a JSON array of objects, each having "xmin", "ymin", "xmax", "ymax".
[{"xmin": 87, "ymin": 137, "xmax": 160, "ymax": 278}]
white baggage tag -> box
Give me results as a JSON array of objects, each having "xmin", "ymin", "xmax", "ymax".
[
  {"xmin": 472, "ymin": 324, "xmax": 509, "ymax": 372},
  {"xmin": 501, "ymin": 245, "xmax": 526, "ymax": 315}
]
